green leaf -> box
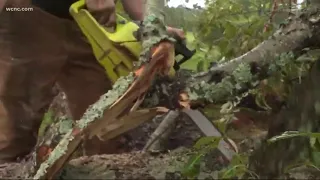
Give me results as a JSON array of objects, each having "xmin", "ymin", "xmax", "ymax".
[
  {"xmin": 311, "ymin": 137, "xmax": 320, "ymax": 151},
  {"xmin": 311, "ymin": 151, "xmax": 320, "ymax": 167},
  {"xmin": 196, "ymin": 60, "xmax": 204, "ymax": 72},
  {"xmin": 268, "ymin": 131, "xmax": 320, "ymax": 143},
  {"xmin": 194, "ymin": 136, "xmax": 222, "ymax": 150},
  {"xmin": 214, "ymin": 120, "xmax": 227, "ymax": 134},
  {"xmin": 38, "ymin": 111, "xmax": 54, "ymax": 138},
  {"xmin": 223, "ymin": 22, "xmax": 237, "ymax": 38},
  {"xmin": 219, "ymin": 154, "xmax": 250, "ymax": 179},
  {"xmin": 230, "ymin": 154, "xmax": 248, "ymax": 166},
  {"xmin": 182, "ymin": 153, "xmax": 203, "ymax": 178}
]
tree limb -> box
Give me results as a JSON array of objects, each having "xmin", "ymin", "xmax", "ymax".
[
  {"xmin": 194, "ymin": 10, "xmax": 315, "ymax": 83},
  {"xmin": 184, "ymin": 8, "xmax": 320, "ymax": 104}
]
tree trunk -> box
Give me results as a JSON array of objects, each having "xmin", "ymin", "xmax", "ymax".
[{"xmin": 248, "ymin": 59, "xmax": 320, "ymax": 178}]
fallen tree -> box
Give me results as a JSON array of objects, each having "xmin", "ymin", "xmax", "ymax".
[{"xmin": 2, "ymin": 1, "xmax": 320, "ymax": 179}]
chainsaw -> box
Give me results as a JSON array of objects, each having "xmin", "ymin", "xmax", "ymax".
[
  {"xmin": 69, "ymin": 0, "xmax": 196, "ymax": 83},
  {"xmin": 33, "ymin": 1, "xmax": 236, "ymax": 179}
]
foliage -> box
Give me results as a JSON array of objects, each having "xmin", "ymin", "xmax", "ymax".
[
  {"xmin": 186, "ymin": 52, "xmax": 312, "ymax": 103},
  {"xmin": 251, "ymin": 51, "xmax": 313, "ymax": 110},
  {"xmin": 218, "ymin": 154, "xmax": 258, "ymax": 179},
  {"xmin": 173, "ymin": 0, "xmax": 300, "ymax": 72},
  {"xmin": 38, "ymin": 111, "xmax": 54, "ymax": 138},
  {"xmin": 182, "ymin": 136, "xmax": 222, "ymax": 178},
  {"xmin": 177, "ymin": 1, "xmax": 320, "ymax": 168},
  {"xmin": 196, "ymin": 0, "xmax": 273, "ymax": 60},
  {"xmin": 268, "ymin": 131, "xmax": 320, "ymax": 170},
  {"xmin": 182, "ymin": 135, "xmax": 258, "ymax": 179},
  {"xmin": 182, "ymin": 48, "xmax": 318, "ymax": 178},
  {"xmin": 164, "ymin": 6, "xmax": 201, "ymax": 31}
]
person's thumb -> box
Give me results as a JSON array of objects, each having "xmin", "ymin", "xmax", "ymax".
[
  {"xmin": 105, "ymin": 11, "xmax": 116, "ymax": 28},
  {"xmin": 86, "ymin": 0, "xmax": 116, "ymax": 27},
  {"xmin": 86, "ymin": 0, "xmax": 114, "ymax": 12}
]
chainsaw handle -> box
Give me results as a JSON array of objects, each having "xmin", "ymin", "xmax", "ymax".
[
  {"xmin": 168, "ymin": 30, "xmax": 196, "ymax": 70},
  {"xmin": 71, "ymin": 0, "xmax": 195, "ymax": 71},
  {"xmin": 70, "ymin": 0, "xmax": 87, "ymax": 15},
  {"xmin": 173, "ymin": 40, "xmax": 196, "ymax": 70},
  {"xmin": 70, "ymin": 0, "xmax": 128, "ymax": 32}
]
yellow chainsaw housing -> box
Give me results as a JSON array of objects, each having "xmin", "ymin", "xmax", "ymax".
[{"xmin": 70, "ymin": 0, "xmax": 142, "ymax": 83}]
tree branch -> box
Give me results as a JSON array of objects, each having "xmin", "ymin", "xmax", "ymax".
[
  {"xmin": 184, "ymin": 9, "xmax": 320, "ymax": 104},
  {"xmin": 194, "ymin": 11, "xmax": 314, "ymax": 83}
]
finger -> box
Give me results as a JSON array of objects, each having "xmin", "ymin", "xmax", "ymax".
[
  {"xmin": 104, "ymin": 11, "xmax": 116, "ymax": 27},
  {"xmin": 86, "ymin": 0, "xmax": 115, "ymax": 12},
  {"xmin": 167, "ymin": 26, "xmax": 186, "ymax": 40},
  {"xmin": 86, "ymin": 0, "xmax": 115, "ymax": 25},
  {"xmin": 97, "ymin": 12, "xmax": 111, "ymax": 25}
]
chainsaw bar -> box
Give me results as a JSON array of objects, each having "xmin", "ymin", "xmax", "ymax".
[{"xmin": 182, "ymin": 109, "xmax": 237, "ymax": 162}]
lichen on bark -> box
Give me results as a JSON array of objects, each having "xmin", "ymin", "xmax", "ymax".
[
  {"xmin": 138, "ymin": 14, "xmax": 175, "ymax": 65},
  {"xmin": 77, "ymin": 73, "xmax": 135, "ymax": 129},
  {"xmin": 185, "ymin": 52, "xmax": 305, "ymax": 104},
  {"xmin": 33, "ymin": 73, "xmax": 136, "ymax": 179},
  {"xmin": 34, "ymin": 130, "xmax": 75, "ymax": 179}
]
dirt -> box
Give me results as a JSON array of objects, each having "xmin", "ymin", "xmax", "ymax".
[
  {"xmin": 1, "ymin": 104, "xmax": 318, "ymax": 179},
  {"xmin": 0, "ymin": 88, "xmax": 269, "ymax": 179},
  {"xmin": 0, "ymin": 114, "xmax": 222, "ymax": 179}
]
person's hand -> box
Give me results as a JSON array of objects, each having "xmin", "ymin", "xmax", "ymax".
[
  {"xmin": 166, "ymin": 26, "xmax": 186, "ymax": 41},
  {"xmin": 86, "ymin": 0, "xmax": 116, "ymax": 27}
]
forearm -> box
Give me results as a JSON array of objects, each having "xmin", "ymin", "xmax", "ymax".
[{"xmin": 121, "ymin": 0, "xmax": 146, "ymax": 21}]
